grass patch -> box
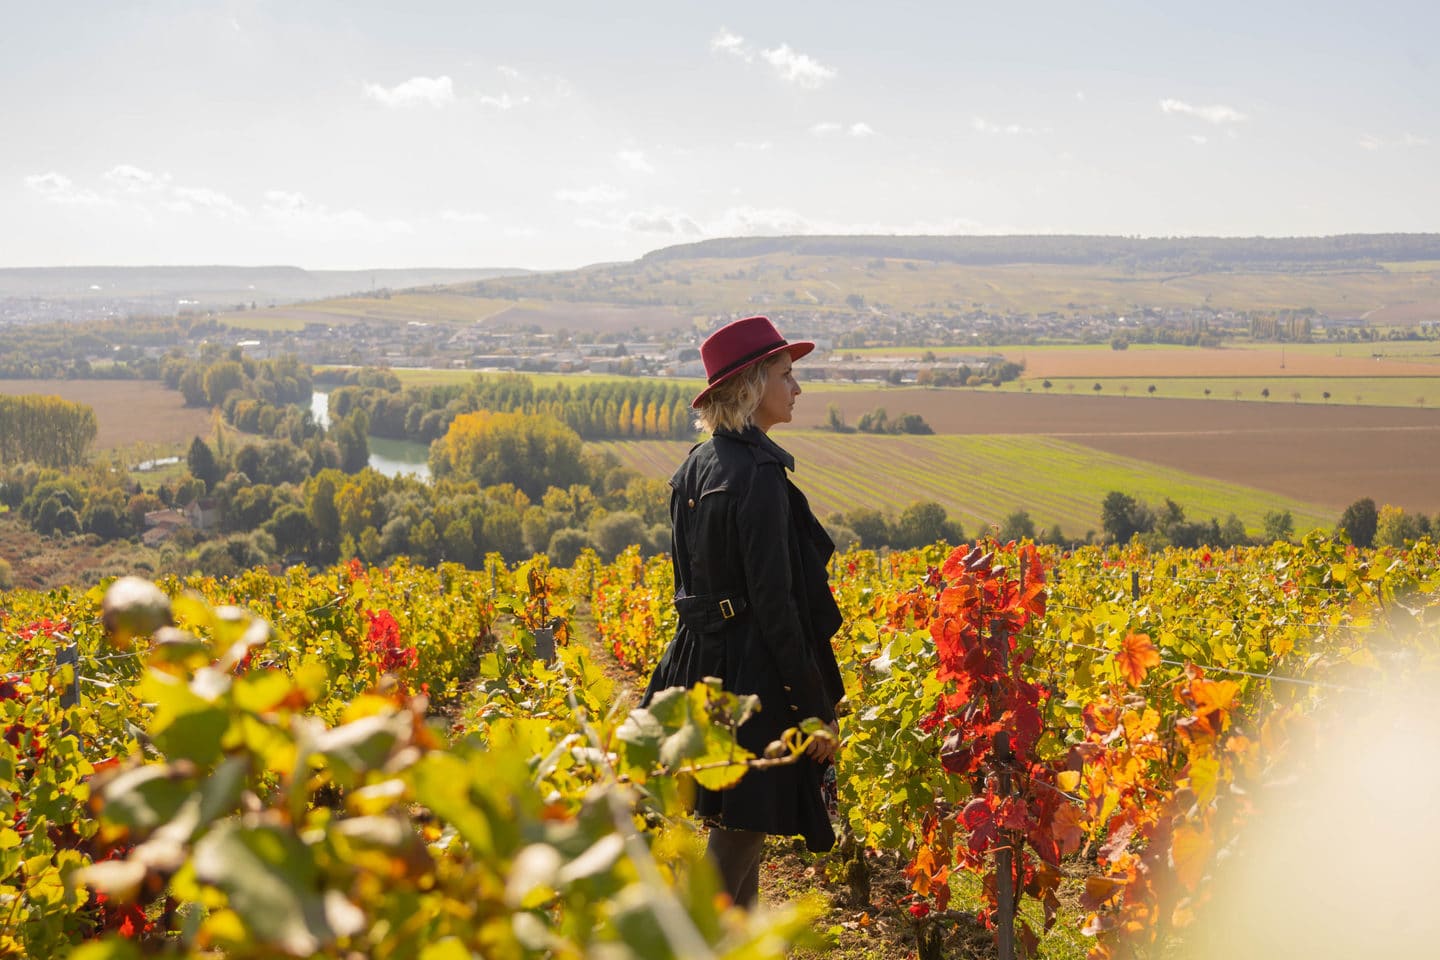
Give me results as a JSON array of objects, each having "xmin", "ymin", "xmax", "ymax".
[{"xmin": 589, "ymin": 432, "xmax": 1334, "ymax": 539}]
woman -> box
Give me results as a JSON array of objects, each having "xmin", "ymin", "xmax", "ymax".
[{"xmin": 642, "ymin": 315, "xmax": 845, "ymax": 908}]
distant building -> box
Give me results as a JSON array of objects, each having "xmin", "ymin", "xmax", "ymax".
[{"xmin": 185, "ymin": 498, "xmax": 221, "ymax": 532}]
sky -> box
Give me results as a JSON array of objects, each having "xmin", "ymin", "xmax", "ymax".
[{"xmin": 2, "ymin": 0, "xmax": 1436, "ymax": 271}]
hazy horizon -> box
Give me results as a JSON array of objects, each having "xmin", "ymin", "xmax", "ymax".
[{"xmin": 4, "ymin": 1, "xmax": 1436, "ymax": 272}]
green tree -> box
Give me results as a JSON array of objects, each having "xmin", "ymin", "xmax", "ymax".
[
  {"xmin": 187, "ymin": 437, "xmax": 223, "ymax": 492},
  {"xmin": 304, "ymin": 469, "xmax": 344, "ymax": 560},
  {"xmin": 591, "ymin": 511, "xmax": 647, "ymax": 561},
  {"xmin": 1337, "ymin": 497, "xmax": 1378, "ymax": 548},
  {"xmin": 333, "ymin": 409, "xmax": 371, "ymax": 474},
  {"xmin": 893, "ymin": 501, "xmax": 959, "ymax": 549},
  {"xmin": 264, "ymin": 503, "xmax": 315, "ymax": 557},
  {"xmin": 997, "ymin": 509, "xmax": 1036, "ymax": 543},
  {"xmin": 203, "ymin": 361, "xmax": 246, "ymax": 406},
  {"xmin": 1101, "ymin": 491, "xmax": 1154, "ymax": 544},
  {"xmin": 843, "ymin": 507, "xmax": 892, "ymax": 549},
  {"xmin": 547, "ymin": 528, "xmax": 591, "ymax": 567},
  {"xmin": 1262, "ymin": 509, "xmax": 1295, "ymax": 543}
]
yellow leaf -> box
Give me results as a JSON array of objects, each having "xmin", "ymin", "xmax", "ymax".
[{"xmin": 1186, "ymin": 755, "xmax": 1220, "ymax": 808}]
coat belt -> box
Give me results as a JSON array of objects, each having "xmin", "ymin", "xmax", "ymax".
[{"xmin": 674, "ymin": 593, "xmax": 749, "ymax": 633}]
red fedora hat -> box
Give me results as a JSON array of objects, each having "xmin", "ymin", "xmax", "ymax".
[{"xmin": 692, "ymin": 316, "xmax": 814, "ymax": 408}]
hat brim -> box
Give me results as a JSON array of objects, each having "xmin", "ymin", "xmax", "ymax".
[{"xmin": 691, "ymin": 340, "xmax": 814, "ymax": 408}]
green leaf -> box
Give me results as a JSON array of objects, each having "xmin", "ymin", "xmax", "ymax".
[
  {"xmin": 410, "ymin": 754, "xmax": 484, "ymax": 842},
  {"xmin": 138, "ymin": 669, "xmax": 229, "ymax": 766},
  {"xmin": 233, "ymin": 669, "xmax": 294, "ymax": 714},
  {"xmin": 95, "ymin": 764, "xmax": 194, "ymax": 838},
  {"xmin": 65, "ymin": 940, "xmax": 142, "ymax": 960},
  {"xmin": 615, "ymin": 707, "xmax": 664, "ymax": 773},
  {"xmin": 194, "ymin": 821, "xmax": 363, "ymax": 956},
  {"xmin": 300, "ymin": 712, "xmax": 407, "ymax": 785}
]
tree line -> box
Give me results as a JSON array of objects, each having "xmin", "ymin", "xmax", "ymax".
[
  {"xmin": 320, "ymin": 370, "xmax": 697, "ymax": 443},
  {"xmin": 0, "ymin": 395, "xmax": 97, "ymax": 468}
]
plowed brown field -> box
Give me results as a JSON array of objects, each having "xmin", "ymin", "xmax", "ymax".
[
  {"xmin": 0, "ymin": 380, "xmax": 214, "ymax": 451},
  {"xmin": 791, "ymin": 389, "xmax": 1440, "ymax": 512}
]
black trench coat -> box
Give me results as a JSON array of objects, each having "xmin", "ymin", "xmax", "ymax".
[{"xmin": 642, "ymin": 425, "xmax": 845, "ymax": 851}]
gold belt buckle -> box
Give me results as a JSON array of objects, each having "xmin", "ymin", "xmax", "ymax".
[{"xmin": 719, "ymin": 598, "xmax": 735, "ymax": 619}]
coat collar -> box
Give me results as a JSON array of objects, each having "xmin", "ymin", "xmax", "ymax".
[{"xmin": 714, "ymin": 425, "xmax": 796, "ymax": 472}]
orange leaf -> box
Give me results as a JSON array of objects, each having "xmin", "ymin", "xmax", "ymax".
[
  {"xmin": 1115, "ymin": 632, "xmax": 1161, "ymax": 687},
  {"xmin": 1080, "ymin": 875, "xmax": 1126, "ymax": 911},
  {"xmin": 1190, "ymin": 678, "xmax": 1240, "ymax": 715},
  {"xmin": 1051, "ymin": 803, "xmax": 1086, "ymax": 857},
  {"xmin": 1171, "ymin": 822, "xmax": 1213, "ymax": 892}
]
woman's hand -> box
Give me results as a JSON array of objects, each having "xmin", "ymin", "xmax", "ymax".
[{"xmin": 805, "ymin": 720, "xmax": 840, "ymax": 764}]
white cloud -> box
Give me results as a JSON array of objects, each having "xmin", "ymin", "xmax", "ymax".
[
  {"xmin": 583, "ymin": 203, "xmax": 995, "ymax": 242},
  {"xmin": 972, "ymin": 116, "xmax": 1040, "ymax": 135},
  {"xmin": 616, "ymin": 150, "xmax": 655, "ymax": 174},
  {"xmin": 1075, "ymin": 90, "xmax": 1086, "ymax": 102},
  {"xmin": 849, "ymin": 122, "xmax": 876, "ymax": 138},
  {"xmin": 262, "ymin": 190, "xmax": 411, "ymax": 235},
  {"xmin": 1160, "ymin": 98, "xmax": 1246, "ymax": 124},
  {"xmin": 711, "ymin": 28, "xmax": 751, "ymax": 61},
  {"xmin": 1359, "ymin": 132, "xmax": 1430, "ymax": 150},
  {"xmin": 555, "ymin": 185, "xmax": 625, "ymax": 205},
  {"xmin": 364, "ymin": 75, "xmax": 456, "ymax": 108},
  {"xmin": 810, "ymin": 121, "xmax": 842, "ymax": 136},
  {"xmin": 169, "ymin": 186, "xmax": 248, "ymax": 218},
  {"xmin": 735, "ymin": 140, "xmax": 773, "ymax": 151},
  {"xmin": 711, "ymin": 205, "xmax": 813, "ymax": 235},
  {"xmin": 497, "ymin": 65, "xmax": 522, "ymax": 80},
  {"xmin": 24, "ymin": 172, "xmax": 107, "ymax": 205},
  {"xmin": 479, "ymin": 92, "xmax": 529, "ymax": 111},
  {"xmin": 761, "ymin": 44, "xmax": 836, "ymax": 89},
  {"xmin": 622, "ymin": 209, "xmax": 704, "ymax": 235},
  {"xmin": 440, "ymin": 209, "xmax": 489, "ymax": 223},
  {"xmin": 103, "ymin": 164, "xmax": 169, "ymax": 193}
]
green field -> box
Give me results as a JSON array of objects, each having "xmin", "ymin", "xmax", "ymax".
[
  {"xmin": 854, "ymin": 340, "xmax": 1440, "ymax": 361},
  {"xmin": 1003, "ymin": 375, "xmax": 1440, "ymax": 407},
  {"xmin": 216, "ymin": 313, "xmax": 310, "ymax": 332},
  {"xmin": 588, "ymin": 431, "xmax": 1334, "ymax": 539}
]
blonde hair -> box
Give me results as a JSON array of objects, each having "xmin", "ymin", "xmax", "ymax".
[{"xmin": 694, "ymin": 353, "xmax": 783, "ymax": 434}]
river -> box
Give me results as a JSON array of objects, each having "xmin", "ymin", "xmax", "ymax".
[{"xmin": 310, "ymin": 392, "xmax": 432, "ymax": 481}]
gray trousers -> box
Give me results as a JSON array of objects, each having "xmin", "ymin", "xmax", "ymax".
[{"xmin": 706, "ymin": 827, "xmax": 766, "ymax": 908}]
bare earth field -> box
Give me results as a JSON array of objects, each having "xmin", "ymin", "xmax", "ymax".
[
  {"xmin": 792, "ymin": 389, "xmax": 1440, "ymax": 513},
  {"xmin": 0, "ymin": 380, "xmax": 213, "ymax": 451}
]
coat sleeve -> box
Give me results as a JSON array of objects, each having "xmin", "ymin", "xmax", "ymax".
[{"xmin": 735, "ymin": 463, "xmax": 836, "ymax": 725}]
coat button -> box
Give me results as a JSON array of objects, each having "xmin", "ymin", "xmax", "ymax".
[
  {"xmin": 783, "ymin": 684, "xmax": 793, "ymax": 692},
  {"xmin": 687, "ymin": 498, "xmax": 696, "ymax": 508}
]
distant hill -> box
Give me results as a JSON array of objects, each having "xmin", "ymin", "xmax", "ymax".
[
  {"xmin": 0, "ymin": 265, "xmax": 532, "ymax": 308},
  {"xmin": 449, "ymin": 233, "xmax": 1440, "ymax": 320},
  {"xmin": 637, "ymin": 233, "xmax": 1440, "ymax": 271}
]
